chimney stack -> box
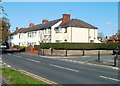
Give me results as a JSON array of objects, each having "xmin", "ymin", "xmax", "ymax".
[
  {"xmin": 42, "ymin": 19, "xmax": 48, "ymax": 24},
  {"xmin": 29, "ymin": 23, "xmax": 34, "ymax": 27},
  {"xmin": 62, "ymin": 14, "xmax": 70, "ymax": 24},
  {"xmin": 16, "ymin": 27, "xmax": 19, "ymax": 31}
]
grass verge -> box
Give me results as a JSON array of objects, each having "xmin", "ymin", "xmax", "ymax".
[{"xmin": 1, "ymin": 68, "xmax": 50, "ymax": 85}]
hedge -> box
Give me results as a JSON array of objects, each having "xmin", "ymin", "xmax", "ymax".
[{"xmin": 34, "ymin": 43, "xmax": 120, "ymax": 50}]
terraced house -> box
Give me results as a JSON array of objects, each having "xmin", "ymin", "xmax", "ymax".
[{"xmin": 8, "ymin": 14, "xmax": 101, "ymax": 46}]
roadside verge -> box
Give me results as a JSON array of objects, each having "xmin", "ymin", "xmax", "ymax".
[{"xmin": 1, "ymin": 67, "xmax": 61, "ymax": 86}]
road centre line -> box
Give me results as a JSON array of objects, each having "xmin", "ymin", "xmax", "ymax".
[
  {"xmin": 27, "ymin": 59, "xmax": 40, "ymax": 63},
  {"xmin": 50, "ymin": 64, "xmax": 79, "ymax": 72},
  {"xmin": 100, "ymin": 75, "xmax": 120, "ymax": 82},
  {"xmin": 16, "ymin": 55, "xmax": 23, "ymax": 58}
]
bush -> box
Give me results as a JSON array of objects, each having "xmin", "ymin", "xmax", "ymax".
[
  {"xmin": 34, "ymin": 43, "xmax": 120, "ymax": 50},
  {"xmin": 13, "ymin": 45, "xmax": 20, "ymax": 49},
  {"xmin": 20, "ymin": 46, "xmax": 28, "ymax": 49}
]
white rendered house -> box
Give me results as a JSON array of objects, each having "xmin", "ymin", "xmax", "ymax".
[
  {"xmin": 9, "ymin": 14, "xmax": 101, "ymax": 46},
  {"xmin": 53, "ymin": 19, "xmax": 100, "ymax": 43}
]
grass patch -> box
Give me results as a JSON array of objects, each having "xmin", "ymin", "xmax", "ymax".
[{"xmin": 1, "ymin": 68, "xmax": 49, "ymax": 85}]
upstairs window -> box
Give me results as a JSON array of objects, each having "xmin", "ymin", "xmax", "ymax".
[
  {"xmin": 34, "ymin": 32, "xmax": 37, "ymax": 36},
  {"xmin": 29, "ymin": 33, "xmax": 32, "ymax": 37},
  {"xmin": 44, "ymin": 29, "xmax": 51, "ymax": 35},
  {"xmin": 28, "ymin": 32, "xmax": 32, "ymax": 37},
  {"xmin": 19, "ymin": 34, "xmax": 20, "ymax": 39},
  {"xmin": 64, "ymin": 27, "xmax": 67, "ymax": 33},
  {"xmin": 55, "ymin": 27, "xmax": 62, "ymax": 33}
]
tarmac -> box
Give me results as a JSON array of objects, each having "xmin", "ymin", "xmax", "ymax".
[
  {"xmin": 22, "ymin": 51, "xmax": 120, "ymax": 69},
  {"xmin": 1, "ymin": 50, "xmax": 120, "ymax": 85}
]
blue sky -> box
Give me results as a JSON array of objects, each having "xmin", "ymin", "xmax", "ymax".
[{"xmin": 2, "ymin": 2, "xmax": 118, "ymax": 36}]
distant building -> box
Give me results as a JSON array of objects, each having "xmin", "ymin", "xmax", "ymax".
[
  {"xmin": 8, "ymin": 14, "xmax": 101, "ymax": 46},
  {"xmin": 97, "ymin": 37, "xmax": 104, "ymax": 42},
  {"xmin": 107, "ymin": 34, "xmax": 120, "ymax": 43}
]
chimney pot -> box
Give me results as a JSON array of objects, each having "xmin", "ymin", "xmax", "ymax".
[
  {"xmin": 29, "ymin": 23, "xmax": 34, "ymax": 27},
  {"xmin": 42, "ymin": 19, "xmax": 48, "ymax": 24}
]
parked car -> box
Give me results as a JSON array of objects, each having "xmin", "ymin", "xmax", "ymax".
[
  {"xmin": 113, "ymin": 47, "xmax": 120, "ymax": 54},
  {"xmin": 0, "ymin": 44, "xmax": 7, "ymax": 49}
]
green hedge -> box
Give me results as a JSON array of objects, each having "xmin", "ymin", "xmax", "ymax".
[
  {"xmin": 34, "ymin": 43, "xmax": 120, "ymax": 50},
  {"xmin": 13, "ymin": 45, "xmax": 20, "ymax": 48}
]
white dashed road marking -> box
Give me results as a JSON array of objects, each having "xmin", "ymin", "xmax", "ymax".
[
  {"xmin": 7, "ymin": 53, "xmax": 12, "ymax": 55},
  {"xmin": 7, "ymin": 65, "xmax": 11, "ymax": 68},
  {"xmin": 50, "ymin": 64, "xmax": 79, "ymax": 72},
  {"xmin": 60, "ymin": 59, "xmax": 85, "ymax": 64},
  {"xmin": 16, "ymin": 55, "xmax": 23, "ymax": 58},
  {"xmin": 28, "ymin": 59, "xmax": 40, "ymax": 63},
  {"xmin": 100, "ymin": 75, "xmax": 120, "ymax": 82},
  {"xmin": 59, "ymin": 59, "xmax": 119, "ymax": 70}
]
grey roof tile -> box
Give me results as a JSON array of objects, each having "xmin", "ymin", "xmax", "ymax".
[
  {"xmin": 24, "ymin": 18, "xmax": 62, "ymax": 32},
  {"xmin": 10, "ymin": 19, "xmax": 62, "ymax": 36},
  {"xmin": 59, "ymin": 19, "xmax": 98, "ymax": 29}
]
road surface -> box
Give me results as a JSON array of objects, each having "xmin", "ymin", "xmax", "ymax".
[{"xmin": 1, "ymin": 50, "xmax": 120, "ymax": 85}]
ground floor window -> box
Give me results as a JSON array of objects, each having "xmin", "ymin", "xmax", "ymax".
[
  {"xmin": 90, "ymin": 40, "xmax": 94, "ymax": 43},
  {"xmin": 56, "ymin": 40, "xmax": 62, "ymax": 43}
]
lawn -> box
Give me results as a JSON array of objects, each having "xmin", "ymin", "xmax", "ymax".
[{"xmin": 1, "ymin": 68, "xmax": 50, "ymax": 86}]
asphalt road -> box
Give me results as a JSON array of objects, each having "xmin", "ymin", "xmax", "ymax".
[{"xmin": 1, "ymin": 50, "xmax": 120, "ymax": 85}]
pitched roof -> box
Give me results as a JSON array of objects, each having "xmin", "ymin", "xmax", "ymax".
[
  {"xmin": 59, "ymin": 19, "xmax": 98, "ymax": 29},
  {"xmin": 10, "ymin": 28, "xmax": 27, "ymax": 36},
  {"xmin": 24, "ymin": 19, "xmax": 62, "ymax": 32},
  {"xmin": 10, "ymin": 19, "xmax": 62, "ymax": 36}
]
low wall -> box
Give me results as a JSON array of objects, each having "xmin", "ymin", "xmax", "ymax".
[{"xmin": 42, "ymin": 49, "xmax": 113, "ymax": 56}]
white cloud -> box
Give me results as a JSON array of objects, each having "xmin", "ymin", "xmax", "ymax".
[
  {"xmin": 105, "ymin": 22, "xmax": 118, "ymax": 28},
  {"xmin": 105, "ymin": 22, "xmax": 112, "ymax": 26}
]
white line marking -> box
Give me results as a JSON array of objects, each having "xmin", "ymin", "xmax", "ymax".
[
  {"xmin": 50, "ymin": 64, "xmax": 79, "ymax": 72},
  {"xmin": 28, "ymin": 59, "xmax": 40, "ymax": 63},
  {"xmin": 7, "ymin": 53, "xmax": 12, "ymax": 55},
  {"xmin": 61, "ymin": 59, "xmax": 85, "ymax": 64},
  {"xmin": 16, "ymin": 55, "xmax": 23, "ymax": 58},
  {"xmin": 3, "ymin": 63, "xmax": 6, "ymax": 65},
  {"xmin": 7, "ymin": 65, "xmax": 11, "ymax": 68},
  {"xmin": 100, "ymin": 76, "xmax": 120, "ymax": 82},
  {"xmin": 13, "ymin": 55, "xmax": 16, "ymax": 56},
  {"xmin": 78, "ymin": 61, "xmax": 85, "ymax": 64},
  {"xmin": 73, "ymin": 61, "xmax": 77, "ymax": 63}
]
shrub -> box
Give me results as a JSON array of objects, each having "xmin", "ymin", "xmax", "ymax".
[
  {"xmin": 34, "ymin": 43, "xmax": 120, "ymax": 50},
  {"xmin": 13, "ymin": 45, "xmax": 20, "ymax": 49}
]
